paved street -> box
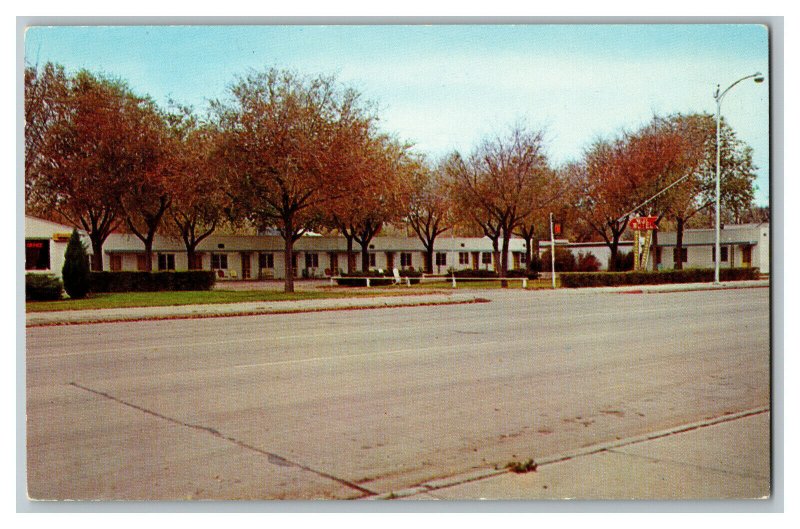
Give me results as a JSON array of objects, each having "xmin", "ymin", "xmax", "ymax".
[{"xmin": 25, "ymin": 287, "xmax": 770, "ymax": 500}]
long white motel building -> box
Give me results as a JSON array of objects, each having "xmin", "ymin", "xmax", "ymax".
[{"xmin": 25, "ymin": 215, "xmax": 770, "ymax": 279}]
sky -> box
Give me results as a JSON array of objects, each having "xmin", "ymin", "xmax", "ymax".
[{"xmin": 24, "ymin": 24, "xmax": 771, "ymax": 205}]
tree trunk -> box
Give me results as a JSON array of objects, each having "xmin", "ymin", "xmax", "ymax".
[
  {"xmin": 90, "ymin": 235, "xmax": 104, "ymax": 271},
  {"xmin": 360, "ymin": 241, "xmax": 370, "ymax": 272},
  {"xmin": 344, "ymin": 235, "xmax": 355, "ymax": 274},
  {"xmin": 531, "ymin": 238, "xmax": 540, "ymax": 273},
  {"xmin": 283, "ymin": 235, "xmax": 295, "ymax": 293},
  {"xmin": 143, "ymin": 238, "xmax": 154, "ymax": 272},
  {"xmin": 675, "ymin": 217, "xmax": 684, "ymax": 271},
  {"xmin": 500, "ymin": 230, "xmax": 511, "ymax": 287},
  {"xmin": 424, "ymin": 247, "xmax": 434, "ymax": 274},
  {"xmin": 186, "ymin": 246, "xmax": 198, "ymax": 270}
]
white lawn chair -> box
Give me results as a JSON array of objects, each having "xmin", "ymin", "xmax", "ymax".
[{"xmin": 392, "ymin": 268, "xmax": 402, "ymax": 284}]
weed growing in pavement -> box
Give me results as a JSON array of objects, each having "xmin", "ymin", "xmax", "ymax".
[{"xmin": 506, "ymin": 459, "xmax": 538, "ymax": 473}]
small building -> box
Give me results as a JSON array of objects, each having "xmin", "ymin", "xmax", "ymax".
[{"xmin": 24, "ymin": 215, "xmax": 769, "ymax": 279}]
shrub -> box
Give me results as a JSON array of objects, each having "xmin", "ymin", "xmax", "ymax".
[
  {"xmin": 505, "ymin": 269, "xmax": 540, "ymax": 279},
  {"xmin": 540, "ymin": 247, "xmax": 577, "ymax": 272},
  {"xmin": 608, "ymin": 251, "xmax": 634, "ymax": 271},
  {"xmin": 559, "ymin": 267, "xmax": 760, "ymax": 288},
  {"xmin": 26, "ymin": 274, "xmax": 63, "ymax": 301},
  {"xmin": 89, "ymin": 271, "xmax": 216, "ymax": 292},
  {"xmin": 335, "ymin": 270, "xmax": 420, "ymax": 286},
  {"xmin": 62, "ymin": 229, "xmax": 91, "ymax": 299},
  {"xmin": 451, "ymin": 269, "xmax": 499, "ymax": 278},
  {"xmin": 576, "ymin": 251, "xmax": 601, "ymax": 272}
]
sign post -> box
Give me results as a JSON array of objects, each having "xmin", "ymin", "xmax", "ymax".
[
  {"xmin": 629, "ymin": 216, "xmax": 658, "ymax": 271},
  {"xmin": 549, "ymin": 213, "xmax": 556, "ymax": 289}
]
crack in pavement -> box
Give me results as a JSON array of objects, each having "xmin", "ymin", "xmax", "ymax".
[{"xmin": 68, "ymin": 381, "xmax": 376, "ymax": 498}]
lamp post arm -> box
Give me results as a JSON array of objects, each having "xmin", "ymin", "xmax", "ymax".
[{"xmin": 715, "ymin": 73, "xmax": 763, "ymax": 103}]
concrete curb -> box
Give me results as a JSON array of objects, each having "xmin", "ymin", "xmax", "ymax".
[{"xmin": 368, "ymin": 406, "xmax": 770, "ymax": 500}]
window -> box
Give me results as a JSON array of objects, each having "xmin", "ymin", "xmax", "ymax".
[
  {"xmin": 25, "ymin": 239, "xmax": 50, "ymax": 270},
  {"xmin": 305, "ymin": 252, "xmax": 319, "ymax": 269},
  {"xmin": 436, "ymin": 252, "xmax": 447, "ymax": 266},
  {"xmin": 368, "ymin": 253, "xmax": 377, "ymax": 268},
  {"xmin": 400, "ymin": 252, "xmax": 412, "ymax": 267},
  {"xmin": 211, "ymin": 253, "xmax": 228, "ymax": 269},
  {"xmin": 520, "ymin": 252, "xmax": 528, "ymax": 264},
  {"xmin": 482, "ymin": 252, "xmax": 492, "ymax": 265},
  {"xmin": 157, "ymin": 253, "xmax": 175, "ymax": 271},
  {"xmin": 712, "ymin": 246, "xmax": 729, "ymax": 262},
  {"xmin": 673, "ymin": 248, "xmax": 688, "ymax": 264},
  {"xmin": 259, "ymin": 252, "xmax": 274, "ymax": 269},
  {"xmin": 459, "ymin": 252, "xmax": 469, "ymax": 265}
]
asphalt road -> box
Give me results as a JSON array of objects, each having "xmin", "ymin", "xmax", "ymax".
[{"xmin": 25, "ymin": 287, "xmax": 770, "ymax": 500}]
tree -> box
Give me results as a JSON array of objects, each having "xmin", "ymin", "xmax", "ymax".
[
  {"xmin": 214, "ymin": 68, "xmax": 369, "ymax": 292},
  {"xmin": 168, "ymin": 121, "xmax": 229, "ymax": 269},
  {"xmin": 655, "ymin": 113, "xmax": 757, "ymax": 269},
  {"xmin": 25, "ymin": 62, "xmax": 68, "ymax": 206},
  {"xmin": 325, "ymin": 126, "xmax": 414, "ymax": 273},
  {"xmin": 62, "ymin": 228, "xmax": 90, "ymax": 299},
  {"xmin": 118, "ymin": 100, "xmax": 177, "ymax": 272},
  {"xmin": 448, "ymin": 124, "xmax": 552, "ymax": 279},
  {"xmin": 406, "ymin": 158, "xmax": 452, "ymax": 274},
  {"xmin": 26, "ymin": 69, "xmax": 153, "ymax": 270}
]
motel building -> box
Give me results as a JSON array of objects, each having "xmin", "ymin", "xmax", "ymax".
[{"xmin": 25, "ymin": 215, "xmax": 769, "ymax": 279}]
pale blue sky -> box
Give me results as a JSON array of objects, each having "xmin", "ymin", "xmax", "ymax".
[{"xmin": 24, "ymin": 24, "xmax": 770, "ymax": 205}]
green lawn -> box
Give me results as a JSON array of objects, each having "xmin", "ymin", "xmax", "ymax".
[{"xmin": 25, "ymin": 288, "xmax": 441, "ymax": 312}]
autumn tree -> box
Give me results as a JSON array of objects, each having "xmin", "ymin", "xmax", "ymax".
[
  {"xmin": 514, "ymin": 166, "xmax": 575, "ymax": 274},
  {"xmin": 447, "ymin": 124, "xmax": 552, "ymax": 278},
  {"xmin": 406, "ymin": 158, "xmax": 453, "ymax": 274},
  {"xmin": 26, "ymin": 69, "xmax": 156, "ymax": 270},
  {"xmin": 573, "ymin": 138, "xmax": 638, "ymax": 270},
  {"xmin": 325, "ymin": 126, "xmax": 414, "ymax": 273},
  {"xmin": 25, "ymin": 62, "xmax": 68, "ymax": 205},
  {"xmin": 655, "ymin": 113, "xmax": 757, "ymax": 269},
  {"xmin": 118, "ymin": 101, "xmax": 178, "ymax": 272},
  {"xmin": 214, "ymin": 68, "xmax": 370, "ymax": 292},
  {"xmin": 168, "ymin": 120, "xmax": 229, "ymax": 269}
]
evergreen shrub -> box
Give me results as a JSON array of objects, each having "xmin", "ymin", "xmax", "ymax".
[
  {"xmin": 62, "ymin": 229, "xmax": 91, "ymax": 299},
  {"xmin": 25, "ymin": 274, "xmax": 63, "ymax": 301}
]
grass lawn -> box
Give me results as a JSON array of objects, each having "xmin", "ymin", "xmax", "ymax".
[{"xmin": 25, "ymin": 288, "xmax": 443, "ymax": 312}]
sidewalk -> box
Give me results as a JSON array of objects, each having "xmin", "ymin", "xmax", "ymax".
[
  {"xmin": 378, "ymin": 408, "xmax": 771, "ymax": 500},
  {"xmin": 25, "ymin": 292, "xmax": 485, "ymax": 326}
]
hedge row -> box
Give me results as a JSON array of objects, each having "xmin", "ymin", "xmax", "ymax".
[
  {"xmin": 559, "ymin": 267, "xmax": 760, "ymax": 288},
  {"xmin": 26, "ymin": 274, "xmax": 63, "ymax": 301},
  {"xmin": 335, "ymin": 270, "xmax": 421, "ymax": 287},
  {"xmin": 89, "ymin": 271, "xmax": 216, "ymax": 292}
]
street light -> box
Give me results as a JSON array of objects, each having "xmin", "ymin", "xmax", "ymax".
[{"xmin": 713, "ymin": 72, "xmax": 764, "ymax": 284}]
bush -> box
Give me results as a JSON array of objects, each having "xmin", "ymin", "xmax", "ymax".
[
  {"xmin": 608, "ymin": 251, "xmax": 634, "ymax": 271},
  {"xmin": 335, "ymin": 270, "xmax": 421, "ymax": 286},
  {"xmin": 559, "ymin": 267, "xmax": 760, "ymax": 288},
  {"xmin": 62, "ymin": 229, "xmax": 91, "ymax": 299},
  {"xmin": 451, "ymin": 269, "xmax": 499, "ymax": 278},
  {"xmin": 540, "ymin": 247, "xmax": 577, "ymax": 272},
  {"xmin": 505, "ymin": 269, "xmax": 540, "ymax": 279},
  {"xmin": 26, "ymin": 274, "xmax": 63, "ymax": 301},
  {"xmin": 576, "ymin": 252, "xmax": 601, "ymax": 272},
  {"xmin": 89, "ymin": 271, "xmax": 216, "ymax": 292}
]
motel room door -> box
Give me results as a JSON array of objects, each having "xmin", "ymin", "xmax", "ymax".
[{"xmin": 241, "ymin": 252, "xmax": 252, "ymax": 279}]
